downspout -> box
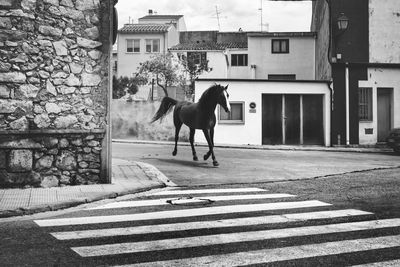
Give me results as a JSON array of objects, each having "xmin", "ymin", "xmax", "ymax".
[{"xmin": 345, "ymin": 62, "xmax": 350, "ymax": 145}]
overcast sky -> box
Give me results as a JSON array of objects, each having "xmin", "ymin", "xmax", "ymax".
[{"xmin": 115, "ymin": 0, "xmax": 312, "ymax": 32}]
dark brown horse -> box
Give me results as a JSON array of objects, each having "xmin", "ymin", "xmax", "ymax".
[{"xmin": 151, "ymin": 84, "xmax": 230, "ymax": 166}]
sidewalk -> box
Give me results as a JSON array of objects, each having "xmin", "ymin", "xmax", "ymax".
[{"xmin": 0, "ymin": 159, "xmax": 176, "ymax": 218}]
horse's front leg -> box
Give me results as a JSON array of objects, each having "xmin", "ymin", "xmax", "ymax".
[
  {"xmin": 189, "ymin": 127, "xmax": 198, "ymax": 161},
  {"xmin": 202, "ymin": 129, "xmax": 218, "ymax": 167},
  {"xmin": 203, "ymin": 127, "xmax": 214, "ymax": 160}
]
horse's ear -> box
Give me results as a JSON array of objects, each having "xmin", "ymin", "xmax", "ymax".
[{"xmin": 225, "ymin": 84, "xmax": 229, "ymax": 90}]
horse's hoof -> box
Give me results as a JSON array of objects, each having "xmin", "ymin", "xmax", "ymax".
[
  {"xmin": 172, "ymin": 150, "xmax": 177, "ymax": 156},
  {"xmin": 213, "ymin": 161, "xmax": 219, "ymax": 167},
  {"xmin": 193, "ymin": 156, "xmax": 198, "ymax": 161}
]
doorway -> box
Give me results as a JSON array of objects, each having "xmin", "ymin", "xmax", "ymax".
[
  {"xmin": 377, "ymin": 88, "xmax": 392, "ymax": 142},
  {"xmin": 262, "ymin": 94, "xmax": 324, "ymax": 145}
]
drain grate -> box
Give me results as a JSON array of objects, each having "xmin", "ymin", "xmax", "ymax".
[{"xmin": 166, "ymin": 197, "xmax": 214, "ymax": 206}]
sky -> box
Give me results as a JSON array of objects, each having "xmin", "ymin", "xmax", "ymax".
[{"xmin": 115, "ymin": 0, "xmax": 313, "ymax": 32}]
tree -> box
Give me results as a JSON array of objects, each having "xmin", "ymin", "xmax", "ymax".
[
  {"xmin": 112, "ymin": 75, "xmax": 146, "ymax": 99},
  {"xmin": 179, "ymin": 52, "xmax": 211, "ymax": 97},
  {"xmin": 137, "ymin": 53, "xmax": 181, "ymax": 97}
]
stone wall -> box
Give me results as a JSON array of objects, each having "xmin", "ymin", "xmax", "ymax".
[{"xmin": 0, "ymin": 0, "xmax": 111, "ymax": 187}]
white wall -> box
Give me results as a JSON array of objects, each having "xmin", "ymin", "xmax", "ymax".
[
  {"xmin": 248, "ymin": 36, "xmax": 315, "ymax": 80},
  {"xmin": 227, "ymin": 49, "xmax": 251, "ymax": 79},
  {"xmin": 194, "ymin": 80, "xmax": 331, "ymax": 146},
  {"xmin": 369, "ymin": 0, "xmax": 400, "ymax": 63},
  {"xmin": 358, "ymin": 68, "xmax": 400, "ymax": 144},
  {"xmin": 199, "ymin": 52, "xmax": 228, "ymax": 79}
]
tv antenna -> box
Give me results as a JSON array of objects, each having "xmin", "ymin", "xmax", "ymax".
[
  {"xmin": 215, "ymin": 6, "xmax": 221, "ymax": 31},
  {"xmin": 258, "ymin": 0, "xmax": 269, "ymax": 31}
]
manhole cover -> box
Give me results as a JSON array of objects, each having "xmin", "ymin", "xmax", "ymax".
[{"xmin": 166, "ymin": 197, "xmax": 214, "ymax": 206}]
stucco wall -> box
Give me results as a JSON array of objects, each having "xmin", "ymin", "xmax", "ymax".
[
  {"xmin": 227, "ymin": 49, "xmax": 251, "ymax": 79},
  {"xmin": 248, "ymin": 36, "xmax": 315, "ymax": 80},
  {"xmin": 358, "ymin": 68, "xmax": 400, "ymax": 144},
  {"xmin": 0, "ymin": 0, "xmax": 111, "ymax": 187},
  {"xmin": 311, "ymin": 0, "xmax": 332, "ymax": 80},
  {"xmin": 369, "ymin": 0, "xmax": 400, "ymax": 63},
  {"xmin": 117, "ymin": 32, "xmax": 167, "ymax": 77},
  {"xmin": 197, "ymin": 51, "xmax": 228, "ymax": 79},
  {"xmin": 194, "ymin": 80, "xmax": 331, "ymax": 146}
]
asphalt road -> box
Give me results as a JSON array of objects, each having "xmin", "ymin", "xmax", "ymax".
[{"xmin": 112, "ymin": 142, "xmax": 400, "ymax": 186}]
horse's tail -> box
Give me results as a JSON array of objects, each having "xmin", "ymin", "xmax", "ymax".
[{"xmin": 151, "ymin": 97, "xmax": 178, "ymax": 123}]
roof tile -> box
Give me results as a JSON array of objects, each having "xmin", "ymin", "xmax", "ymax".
[
  {"xmin": 169, "ymin": 42, "xmax": 247, "ymax": 51},
  {"xmin": 118, "ymin": 24, "xmax": 171, "ymax": 33}
]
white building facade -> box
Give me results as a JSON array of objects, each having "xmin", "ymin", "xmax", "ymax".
[{"xmin": 195, "ymin": 79, "xmax": 332, "ymax": 147}]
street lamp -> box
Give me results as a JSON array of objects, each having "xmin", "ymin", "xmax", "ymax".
[{"xmin": 337, "ymin": 13, "xmax": 349, "ymax": 31}]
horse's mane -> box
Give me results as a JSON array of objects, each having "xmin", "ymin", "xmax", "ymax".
[{"xmin": 198, "ymin": 84, "xmax": 221, "ymax": 103}]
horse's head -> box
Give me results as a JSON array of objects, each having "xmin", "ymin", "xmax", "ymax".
[{"xmin": 216, "ymin": 84, "xmax": 230, "ymax": 113}]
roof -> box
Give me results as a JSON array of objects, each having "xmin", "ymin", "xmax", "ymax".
[
  {"xmin": 169, "ymin": 42, "xmax": 248, "ymax": 51},
  {"xmin": 139, "ymin": 15, "xmax": 184, "ymax": 20},
  {"xmin": 248, "ymin": 32, "xmax": 317, "ymax": 38},
  {"xmin": 196, "ymin": 78, "xmax": 331, "ymax": 84},
  {"xmin": 118, "ymin": 24, "xmax": 171, "ymax": 33}
]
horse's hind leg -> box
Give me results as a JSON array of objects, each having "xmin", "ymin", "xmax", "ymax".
[
  {"xmin": 189, "ymin": 128, "xmax": 198, "ymax": 161},
  {"xmin": 172, "ymin": 120, "xmax": 182, "ymax": 156}
]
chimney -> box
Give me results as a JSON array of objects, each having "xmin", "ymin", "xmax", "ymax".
[{"xmin": 148, "ymin": 9, "xmax": 153, "ymax": 15}]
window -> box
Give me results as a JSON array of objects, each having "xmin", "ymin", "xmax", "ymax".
[
  {"xmin": 231, "ymin": 54, "xmax": 248, "ymax": 66},
  {"xmin": 271, "ymin": 39, "xmax": 289, "ymax": 53},
  {"xmin": 126, "ymin": 39, "xmax": 140, "ymax": 53},
  {"xmin": 219, "ymin": 102, "xmax": 244, "ymax": 124},
  {"xmin": 359, "ymin": 88, "xmax": 372, "ymax": 121},
  {"xmin": 145, "ymin": 39, "xmax": 160, "ymax": 53},
  {"xmin": 268, "ymin": 74, "xmax": 296, "ymax": 80},
  {"xmin": 187, "ymin": 52, "xmax": 207, "ymax": 65}
]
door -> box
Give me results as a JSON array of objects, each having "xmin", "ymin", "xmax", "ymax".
[
  {"xmin": 262, "ymin": 94, "xmax": 324, "ymax": 145},
  {"xmin": 377, "ymin": 88, "xmax": 392, "ymax": 142},
  {"xmin": 262, "ymin": 94, "xmax": 282, "ymax": 144},
  {"xmin": 303, "ymin": 95, "xmax": 324, "ymax": 145},
  {"xmin": 284, "ymin": 95, "xmax": 300, "ymax": 144}
]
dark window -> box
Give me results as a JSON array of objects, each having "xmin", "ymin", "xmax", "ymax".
[
  {"xmin": 127, "ymin": 39, "xmax": 140, "ymax": 53},
  {"xmin": 219, "ymin": 102, "xmax": 244, "ymax": 123},
  {"xmin": 268, "ymin": 74, "xmax": 296, "ymax": 80},
  {"xmin": 271, "ymin": 39, "xmax": 289, "ymax": 53},
  {"xmin": 359, "ymin": 87, "xmax": 373, "ymax": 121},
  {"xmin": 187, "ymin": 52, "xmax": 207, "ymax": 65},
  {"xmin": 231, "ymin": 54, "xmax": 248, "ymax": 66},
  {"xmin": 145, "ymin": 39, "xmax": 160, "ymax": 53}
]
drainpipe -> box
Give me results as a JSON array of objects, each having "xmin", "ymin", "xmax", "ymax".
[
  {"xmin": 251, "ymin": 64, "xmax": 256, "ymax": 79},
  {"xmin": 345, "ymin": 62, "xmax": 350, "ymax": 145}
]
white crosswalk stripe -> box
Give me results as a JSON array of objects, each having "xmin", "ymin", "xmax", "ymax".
[{"xmin": 34, "ymin": 187, "xmax": 400, "ymax": 266}]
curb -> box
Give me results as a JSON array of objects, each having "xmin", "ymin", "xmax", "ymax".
[
  {"xmin": 0, "ymin": 184, "xmax": 165, "ymax": 219},
  {"xmin": 113, "ymin": 139, "xmax": 394, "ymax": 154}
]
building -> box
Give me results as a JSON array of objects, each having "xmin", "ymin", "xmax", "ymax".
[
  {"xmin": 312, "ymin": 0, "xmax": 400, "ymax": 146},
  {"xmin": 116, "ymin": 11, "xmax": 186, "ymax": 77},
  {"xmin": 195, "ymin": 79, "xmax": 331, "ymax": 146},
  {"xmin": 170, "ymin": 31, "xmax": 316, "ymax": 80}
]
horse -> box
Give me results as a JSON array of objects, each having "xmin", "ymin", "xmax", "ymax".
[{"xmin": 151, "ymin": 83, "xmax": 230, "ymax": 167}]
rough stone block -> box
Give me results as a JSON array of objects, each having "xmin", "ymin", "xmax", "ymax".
[
  {"xmin": 41, "ymin": 175, "xmax": 59, "ymax": 188},
  {"xmin": 81, "ymin": 73, "xmax": 101, "ymax": 86},
  {"xmin": 34, "ymin": 113, "xmax": 51, "ymax": 128},
  {"xmin": 0, "ymin": 0, "xmax": 12, "ymax": 7},
  {"xmin": 0, "ymin": 72, "xmax": 26, "ymax": 83},
  {"xmin": 35, "ymin": 155, "xmax": 53, "ymax": 170},
  {"xmin": 56, "ymin": 150, "xmax": 77, "ymax": 170},
  {"xmin": 21, "ymin": 0, "xmax": 37, "ymax": 10},
  {"xmin": 16, "ymin": 84, "xmax": 40, "ymax": 99},
  {"xmin": 38, "ymin": 25, "xmax": 62, "ymax": 37},
  {"xmin": 77, "ymin": 37, "xmax": 102, "ymax": 49},
  {"xmin": 54, "ymin": 115, "xmax": 78, "ymax": 128},
  {"xmin": 0, "ymin": 139, "xmax": 42, "ymax": 149},
  {"xmin": 0, "ymin": 30, "xmax": 28, "ymax": 42},
  {"xmin": 53, "ymin": 40, "xmax": 68, "ymax": 56},
  {"xmin": 8, "ymin": 149, "xmax": 33, "ymax": 172},
  {"xmin": 9, "ymin": 116, "xmax": 29, "ymax": 130},
  {"xmin": 0, "ymin": 85, "xmax": 10, "ymax": 98}
]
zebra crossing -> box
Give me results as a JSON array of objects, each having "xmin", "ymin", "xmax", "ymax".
[{"xmin": 34, "ymin": 187, "xmax": 400, "ymax": 266}]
